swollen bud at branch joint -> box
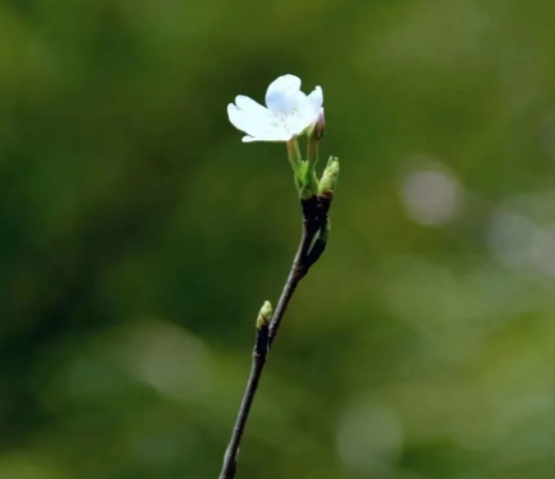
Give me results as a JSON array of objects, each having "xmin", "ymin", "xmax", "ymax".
[
  {"xmin": 256, "ymin": 301, "xmax": 273, "ymax": 331},
  {"xmin": 318, "ymin": 157, "xmax": 340, "ymax": 194}
]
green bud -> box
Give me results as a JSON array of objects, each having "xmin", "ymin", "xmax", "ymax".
[
  {"xmin": 256, "ymin": 301, "xmax": 273, "ymax": 330},
  {"xmin": 318, "ymin": 157, "xmax": 340, "ymax": 194}
]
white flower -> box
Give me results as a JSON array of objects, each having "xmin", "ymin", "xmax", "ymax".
[{"xmin": 227, "ymin": 74, "xmax": 324, "ymax": 143}]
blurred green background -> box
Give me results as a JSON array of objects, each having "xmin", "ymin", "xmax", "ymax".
[{"xmin": 2, "ymin": 0, "xmax": 555, "ymax": 478}]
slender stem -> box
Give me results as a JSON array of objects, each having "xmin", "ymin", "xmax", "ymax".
[
  {"xmin": 217, "ymin": 196, "xmax": 327, "ymax": 479},
  {"xmin": 307, "ymin": 136, "xmax": 318, "ymax": 168},
  {"xmin": 286, "ymin": 140, "xmax": 302, "ymax": 173},
  {"xmin": 218, "ymin": 325, "xmax": 269, "ymax": 479},
  {"xmin": 268, "ymin": 218, "xmax": 317, "ymax": 347}
]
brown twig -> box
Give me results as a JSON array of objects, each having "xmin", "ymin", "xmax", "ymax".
[
  {"xmin": 218, "ymin": 320, "xmax": 269, "ymax": 479},
  {"xmin": 217, "ymin": 194, "xmax": 332, "ymax": 479}
]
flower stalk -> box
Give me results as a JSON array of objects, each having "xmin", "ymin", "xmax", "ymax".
[{"xmin": 219, "ymin": 74, "xmax": 340, "ymax": 479}]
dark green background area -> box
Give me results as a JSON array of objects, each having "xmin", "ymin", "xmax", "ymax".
[{"xmin": 2, "ymin": 0, "xmax": 555, "ymax": 478}]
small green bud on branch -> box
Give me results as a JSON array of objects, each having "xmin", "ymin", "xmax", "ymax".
[
  {"xmin": 256, "ymin": 301, "xmax": 273, "ymax": 331},
  {"xmin": 318, "ymin": 157, "xmax": 340, "ymax": 194}
]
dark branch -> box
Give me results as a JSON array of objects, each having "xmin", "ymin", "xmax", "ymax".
[
  {"xmin": 218, "ymin": 323, "xmax": 269, "ymax": 479},
  {"xmin": 217, "ymin": 193, "xmax": 333, "ymax": 479}
]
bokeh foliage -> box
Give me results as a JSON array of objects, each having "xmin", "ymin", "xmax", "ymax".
[{"xmin": 2, "ymin": 0, "xmax": 555, "ymax": 478}]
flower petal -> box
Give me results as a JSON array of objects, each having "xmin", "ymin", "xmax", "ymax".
[
  {"xmin": 286, "ymin": 113, "xmax": 314, "ymax": 136},
  {"xmin": 265, "ymin": 74, "xmax": 305, "ymax": 114},
  {"xmin": 242, "ymin": 135, "xmax": 258, "ymax": 142},
  {"xmin": 227, "ymin": 101, "xmax": 275, "ymax": 140},
  {"xmin": 285, "ymin": 85, "xmax": 324, "ymax": 136},
  {"xmin": 227, "ymin": 103, "xmax": 253, "ymax": 134},
  {"xmin": 266, "ymin": 74, "xmax": 301, "ymax": 98},
  {"xmin": 248, "ymin": 120, "xmax": 293, "ymax": 142},
  {"xmin": 307, "ymin": 86, "xmax": 323, "ymax": 111},
  {"xmin": 235, "ymin": 95, "xmax": 272, "ymax": 119}
]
